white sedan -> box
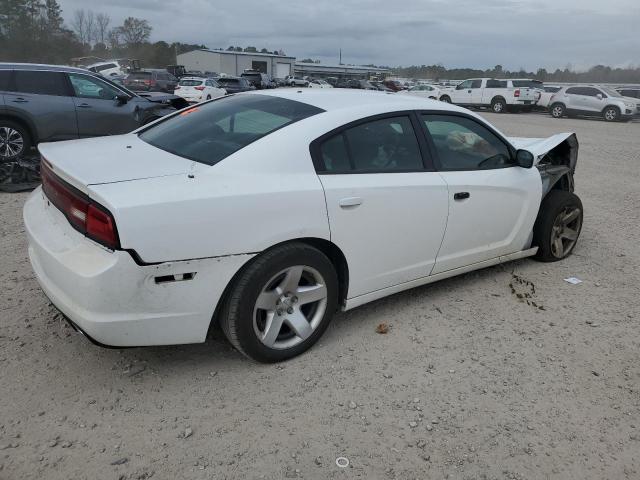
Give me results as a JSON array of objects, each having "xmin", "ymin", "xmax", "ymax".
[
  {"xmin": 399, "ymin": 84, "xmax": 444, "ymax": 100},
  {"xmin": 174, "ymin": 77, "xmax": 226, "ymax": 104},
  {"xmin": 24, "ymin": 90, "xmax": 583, "ymax": 362}
]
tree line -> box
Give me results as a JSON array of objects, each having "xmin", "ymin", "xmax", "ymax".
[{"xmin": 0, "ymin": 1, "xmax": 638, "ymax": 83}]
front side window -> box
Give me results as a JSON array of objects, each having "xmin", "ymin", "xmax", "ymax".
[
  {"xmin": 457, "ymin": 80, "xmax": 473, "ymax": 90},
  {"xmin": 317, "ymin": 116, "xmax": 424, "ymax": 173},
  {"xmin": 68, "ymin": 73, "xmax": 121, "ymax": 100},
  {"xmin": 139, "ymin": 94, "xmax": 323, "ymax": 166},
  {"xmin": 422, "ymin": 114, "xmax": 512, "ymax": 171},
  {"xmin": 13, "ymin": 70, "xmax": 68, "ymax": 96}
]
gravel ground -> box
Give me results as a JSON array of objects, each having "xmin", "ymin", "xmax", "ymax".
[{"xmin": 1, "ymin": 112, "xmax": 639, "ymax": 480}]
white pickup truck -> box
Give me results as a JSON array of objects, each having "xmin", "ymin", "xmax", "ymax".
[{"xmin": 439, "ymin": 78, "xmax": 541, "ymax": 113}]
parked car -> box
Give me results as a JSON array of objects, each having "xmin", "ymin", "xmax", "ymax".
[
  {"xmin": 383, "ymin": 79, "xmax": 405, "ymax": 91},
  {"xmin": 241, "ymin": 70, "xmax": 273, "ymax": 89},
  {"xmin": 615, "ymin": 86, "xmax": 640, "ymax": 99},
  {"xmin": 24, "ymin": 90, "xmax": 583, "ymax": 362},
  {"xmin": 307, "ymin": 79, "xmax": 333, "ymax": 89},
  {"xmin": 439, "ymin": 78, "xmax": 539, "ymax": 113},
  {"xmin": 399, "ymin": 83, "xmax": 443, "ymax": 99},
  {"xmin": 548, "ymin": 85, "xmax": 638, "ymax": 121},
  {"xmin": 174, "ymin": 77, "xmax": 226, "ymax": 104},
  {"xmin": 123, "ymin": 70, "xmax": 178, "ymax": 93},
  {"xmin": 87, "ymin": 60, "xmax": 128, "ymax": 78},
  {"xmin": 537, "ymin": 86, "xmax": 562, "ymax": 109},
  {"xmin": 369, "ymin": 81, "xmax": 393, "ymax": 92},
  {"xmin": 285, "ymin": 76, "xmax": 309, "ymax": 87},
  {"xmin": 0, "ymin": 63, "xmax": 183, "ymax": 161},
  {"xmin": 215, "ymin": 76, "xmax": 253, "ymax": 93}
]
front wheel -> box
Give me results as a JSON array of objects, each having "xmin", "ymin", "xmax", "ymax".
[
  {"xmin": 220, "ymin": 243, "xmax": 338, "ymax": 362},
  {"xmin": 440, "ymin": 95, "xmax": 451, "ymax": 103},
  {"xmin": 603, "ymin": 106, "xmax": 620, "ymax": 122},
  {"xmin": 533, "ymin": 190, "xmax": 583, "ymax": 262}
]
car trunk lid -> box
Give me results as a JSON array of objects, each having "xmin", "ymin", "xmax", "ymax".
[{"xmin": 38, "ymin": 134, "xmax": 207, "ymax": 193}]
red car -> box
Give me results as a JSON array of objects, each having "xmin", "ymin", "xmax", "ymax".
[{"xmin": 383, "ymin": 79, "xmax": 405, "ymax": 92}]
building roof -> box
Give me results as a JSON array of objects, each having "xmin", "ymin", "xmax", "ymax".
[
  {"xmin": 181, "ymin": 49, "xmax": 295, "ymax": 60},
  {"xmin": 295, "ymin": 62, "xmax": 390, "ymax": 72}
]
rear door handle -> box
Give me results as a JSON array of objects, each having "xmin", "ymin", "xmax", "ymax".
[
  {"xmin": 339, "ymin": 197, "xmax": 363, "ymax": 208},
  {"xmin": 454, "ymin": 192, "xmax": 470, "ymax": 201},
  {"xmin": 77, "ymin": 103, "xmax": 92, "ymax": 108},
  {"xmin": 12, "ymin": 98, "xmax": 28, "ymax": 103}
]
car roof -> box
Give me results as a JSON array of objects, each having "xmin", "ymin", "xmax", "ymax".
[
  {"xmin": 245, "ymin": 89, "xmax": 469, "ymax": 115},
  {"xmin": 0, "ymin": 62, "xmax": 90, "ymax": 74}
]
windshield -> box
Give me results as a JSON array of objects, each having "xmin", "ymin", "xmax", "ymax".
[
  {"xmin": 601, "ymin": 87, "xmax": 622, "ymax": 98},
  {"xmin": 127, "ymin": 72, "xmax": 152, "ymax": 79},
  {"xmin": 139, "ymin": 94, "xmax": 324, "ymax": 166}
]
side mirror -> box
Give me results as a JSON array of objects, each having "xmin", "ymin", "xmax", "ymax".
[
  {"xmin": 115, "ymin": 94, "xmax": 129, "ymax": 105},
  {"xmin": 515, "ymin": 149, "xmax": 535, "ymax": 168},
  {"xmin": 596, "ymin": 93, "xmax": 603, "ymax": 100}
]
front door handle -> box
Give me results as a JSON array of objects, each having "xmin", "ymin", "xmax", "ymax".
[
  {"xmin": 454, "ymin": 192, "xmax": 470, "ymax": 201},
  {"xmin": 12, "ymin": 98, "xmax": 28, "ymax": 103},
  {"xmin": 77, "ymin": 103, "xmax": 92, "ymax": 108},
  {"xmin": 339, "ymin": 197, "xmax": 363, "ymax": 208}
]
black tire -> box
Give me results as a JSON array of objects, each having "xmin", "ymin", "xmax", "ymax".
[
  {"xmin": 602, "ymin": 106, "xmax": 620, "ymax": 122},
  {"xmin": 532, "ymin": 190, "xmax": 583, "ymax": 262},
  {"xmin": 0, "ymin": 119, "xmax": 31, "ymax": 161},
  {"xmin": 206, "ymin": 95, "xmax": 212, "ymax": 100},
  {"xmin": 522, "ymin": 106, "xmax": 533, "ymax": 113},
  {"xmin": 491, "ymin": 97, "xmax": 506, "ymax": 113},
  {"xmin": 550, "ymin": 103, "xmax": 566, "ymax": 118},
  {"xmin": 440, "ymin": 95, "xmax": 451, "ymax": 103},
  {"xmin": 220, "ymin": 242, "xmax": 339, "ymax": 362}
]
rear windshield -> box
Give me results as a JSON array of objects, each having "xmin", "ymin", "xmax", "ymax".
[
  {"xmin": 128, "ymin": 72, "xmax": 151, "ymax": 79},
  {"xmin": 179, "ymin": 79, "xmax": 204, "ymax": 86},
  {"xmin": 217, "ymin": 78, "xmax": 239, "ymax": 85},
  {"xmin": 139, "ymin": 94, "xmax": 324, "ymax": 166},
  {"xmin": 512, "ymin": 80, "xmax": 544, "ymax": 89}
]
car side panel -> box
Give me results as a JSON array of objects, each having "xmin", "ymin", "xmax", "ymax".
[{"xmin": 4, "ymin": 92, "xmax": 78, "ymax": 142}]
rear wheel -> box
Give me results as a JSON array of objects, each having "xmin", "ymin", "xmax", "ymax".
[
  {"xmin": 491, "ymin": 97, "xmax": 506, "ymax": 113},
  {"xmin": 0, "ymin": 120, "xmax": 31, "ymax": 161},
  {"xmin": 550, "ymin": 103, "xmax": 566, "ymax": 118},
  {"xmin": 440, "ymin": 95, "xmax": 451, "ymax": 103},
  {"xmin": 220, "ymin": 243, "xmax": 338, "ymax": 362},
  {"xmin": 603, "ymin": 106, "xmax": 620, "ymax": 122},
  {"xmin": 533, "ymin": 190, "xmax": 583, "ymax": 262}
]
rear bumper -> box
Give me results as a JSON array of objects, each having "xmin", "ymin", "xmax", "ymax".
[{"xmin": 24, "ymin": 188, "xmax": 254, "ymax": 347}]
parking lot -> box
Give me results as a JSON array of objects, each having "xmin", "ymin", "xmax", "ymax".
[{"xmin": 1, "ymin": 111, "xmax": 639, "ymax": 479}]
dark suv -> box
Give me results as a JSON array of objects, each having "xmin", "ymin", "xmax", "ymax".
[
  {"xmin": 241, "ymin": 70, "xmax": 272, "ymax": 89},
  {"xmin": 123, "ymin": 70, "xmax": 178, "ymax": 92},
  {"xmin": 215, "ymin": 76, "xmax": 253, "ymax": 94},
  {"xmin": 0, "ymin": 64, "xmax": 181, "ymax": 160}
]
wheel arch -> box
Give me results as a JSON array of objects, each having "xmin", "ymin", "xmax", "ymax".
[
  {"xmin": 207, "ymin": 237, "xmax": 350, "ymax": 336},
  {"xmin": 491, "ymin": 95, "xmax": 506, "ymax": 104}
]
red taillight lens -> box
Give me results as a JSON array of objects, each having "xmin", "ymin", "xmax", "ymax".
[
  {"xmin": 514, "ymin": 89, "xmax": 520, "ymax": 98},
  {"xmin": 194, "ymin": 86, "xmax": 205, "ymax": 91},
  {"xmin": 41, "ymin": 160, "xmax": 120, "ymax": 250}
]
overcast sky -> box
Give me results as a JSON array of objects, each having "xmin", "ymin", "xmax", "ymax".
[{"xmin": 58, "ymin": 0, "xmax": 639, "ymax": 71}]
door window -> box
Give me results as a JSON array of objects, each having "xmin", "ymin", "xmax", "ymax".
[
  {"xmin": 470, "ymin": 80, "xmax": 482, "ymax": 88},
  {"xmin": 317, "ymin": 116, "xmax": 424, "ymax": 173},
  {"xmin": 13, "ymin": 70, "xmax": 68, "ymax": 96},
  {"xmin": 457, "ymin": 80, "xmax": 473, "ymax": 90},
  {"xmin": 68, "ymin": 73, "xmax": 121, "ymax": 100},
  {"xmin": 422, "ymin": 115, "xmax": 513, "ymax": 171}
]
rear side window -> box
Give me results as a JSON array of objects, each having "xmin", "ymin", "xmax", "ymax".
[
  {"xmin": 316, "ymin": 116, "xmax": 424, "ymax": 173},
  {"xmin": 566, "ymin": 87, "xmax": 586, "ymax": 95},
  {"xmin": 486, "ymin": 79, "xmax": 507, "ymax": 88},
  {"xmin": 139, "ymin": 94, "xmax": 323, "ymax": 166},
  {"xmin": 422, "ymin": 114, "xmax": 512, "ymax": 171},
  {"xmin": 512, "ymin": 80, "xmax": 543, "ymax": 88},
  {"xmin": 0, "ymin": 70, "xmax": 10, "ymax": 90},
  {"xmin": 128, "ymin": 72, "xmax": 151, "ymax": 79},
  {"xmin": 13, "ymin": 70, "xmax": 68, "ymax": 96},
  {"xmin": 93, "ymin": 63, "xmax": 117, "ymax": 72}
]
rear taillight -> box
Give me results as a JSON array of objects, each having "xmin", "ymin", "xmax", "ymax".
[
  {"xmin": 41, "ymin": 160, "xmax": 120, "ymax": 250},
  {"xmin": 194, "ymin": 86, "xmax": 205, "ymax": 91},
  {"xmin": 514, "ymin": 89, "xmax": 521, "ymax": 98}
]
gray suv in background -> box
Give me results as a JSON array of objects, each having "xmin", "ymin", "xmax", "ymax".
[
  {"xmin": 0, "ymin": 64, "xmax": 182, "ymax": 161},
  {"xmin": 548, "ymin": 85, "xmax": 638, "ymax": 121}
]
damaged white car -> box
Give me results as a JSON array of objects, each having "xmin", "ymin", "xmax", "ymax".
[{"xmin": 23, "ymin": 90, "xmax": 583, "ymax": 362}]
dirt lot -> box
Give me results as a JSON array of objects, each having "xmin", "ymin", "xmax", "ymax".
[{"xmin": 1, "ymin": 112, "xmax": 639, "ymax": 480}]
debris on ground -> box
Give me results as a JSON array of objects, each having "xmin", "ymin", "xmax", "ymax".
[
  {"xmin": 564, "ymin": 277, "xmax": 583, "ymax": 285},
  {"xmin": 375, "ymin": 322, "xmax": 389, "ymax": 334},
  {"xmin": 0, "ymin": 155, "xmax": 41, "ymax": 192}
]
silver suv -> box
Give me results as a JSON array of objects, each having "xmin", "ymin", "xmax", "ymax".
[
  {"xmin": 549, "ymin": 85, "xmax": 637, "ymax": 122},
  {"xmin": 0, "ymin": 63, "xmax": 184, "ymax": 161}
]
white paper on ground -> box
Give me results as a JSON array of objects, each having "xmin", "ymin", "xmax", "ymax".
[{"xmin": 564, "ymin": 277, "xmax": 583, "ymax": 285}]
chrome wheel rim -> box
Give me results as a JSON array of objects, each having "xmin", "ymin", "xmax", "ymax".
[
  {"xmin": 552, "ymin": 106, "xmax": 563, "ymax": 117},
  {"xmin": 493, "ymin": 102, "xmax": 503, "ymax": 113},
  {"xmin": 604, "ymin": 109, "xmax": 616, "ymax": 120},
  {"xmin": 253, "ymin": 266, "xmax": 327, "ymax": 350},
  {"xmin": 0, "ymin": 127, "xmax": 24, "ymax": 158},
  {"xmin": 550, "ymin": 206, "xmax": 581, "ymax": 258}
]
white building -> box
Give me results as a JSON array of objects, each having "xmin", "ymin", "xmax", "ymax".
[{"xmin": 177, "ymin": 49, "xmax": 296, "ymax": 79}]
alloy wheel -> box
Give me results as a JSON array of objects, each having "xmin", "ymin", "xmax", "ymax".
[
  {"xmin": 493, "ymin": 102, "xmax": 504, "ymax": 113},
  {"xmin": 552, "ymin": 106, "xmax": 563, "ymax": 118},
  {"xmin": 0, "ymin": 127, "xmax": 24, "ymax": 159},
  {"xmin": 604, "ymin": 108, "xmax": 617, "ymax": 121},
  {"xmin": 550, "ymin": 206, "xmax": 582, "ymax": 258},
  {"xmin": 253, "ymin": 265, "xmax": 327, "ymax": 349}
]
